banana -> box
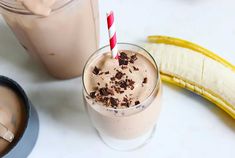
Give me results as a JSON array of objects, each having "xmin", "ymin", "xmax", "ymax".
[{"xmin": 144, "ymin": 35, "xmax": 235, "ymax": 119}]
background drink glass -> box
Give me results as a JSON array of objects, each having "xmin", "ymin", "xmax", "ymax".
[
  {"xmin": 82, "ymin": 43, "xmax": 162, "ymax": 151},
  {"xmin": 0, "ymin": 0, "xmax": 99, "ymax": 79}
]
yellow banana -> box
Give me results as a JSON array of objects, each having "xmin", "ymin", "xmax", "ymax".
[{"xmin": 145, "ymin": 35, "xmax": 235, "ymax": 119}]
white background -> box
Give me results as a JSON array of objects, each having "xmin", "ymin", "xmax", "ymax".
[{"xmin": 0, "ymin": 0, "xmax": 235, "ymax": 158}]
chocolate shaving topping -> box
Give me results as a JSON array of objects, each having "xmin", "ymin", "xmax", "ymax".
[
  {"xmin": 133, "ymin": 66, "xmax": 139, "ymax": 71},
  {"xmin": 121, "ymin": 102, "xmax": 128, "ymax": 107},
  {"xmin": 89, "ymin": 91, "xmax": 96, "ymax": 98},
  {"xmin": 103, "ymin": 97, "xmax": 109, "ymax": 105},
  {"xmin": 119, "ymin": 52, "xmax": 129, "ymax": 66},
  {"xmin": 115, "ymin": 71, "xmax": 124, "ymax": 80},
  {"xmin": 127, "ymin": 79, "xmax": 135, "ymax": 86},
  {"xmin": 135, "ymin": 100, "xmax": 140, "ymax": 105},
  {"xmin": 89, "ymin": 51, "xmax": 144, "ymax": 108},
  {"xmin": 99, "ymin": 87, "xmax": 109, "ymax": 96},
  {"xmin": 121, "ymin": 97, "xmax": 131, "ymax": 107},
  {"xmin": 92, "ymin": 66, "xmax": 100, "ymax": 75},
  {"xmin": 114, "ymin": 86, "xmax": 121, "ymax": 93},
  {"xmin": 120, "ymin": 52, "xmax": 128, "ymax": 59},
  {"xmin": 130, "ymin": 54, "xmax": 137, "ymax": 63},
  {"xmin": 143, "ymin": 77, "xmax": 148, "ymax": 84},
  {"xmin": 99, "ymin": 87, "xmax": 114, "ymax": 96},
  {"xmin": 110, "ymin": 97, "xmax": 118, "ymax": 107},
  {"xmin": 123, "ymin": 97, "xmax": 128, "ymax": 102},
  {"xmin": 110, "ymin": 77, "xmax": 115, "ymax": 81},
  {"xmin": 119, "ymin": 80, "xmax": 128, "ymax": 90},
  {"xmin": 119, "ymin": 59, "xmax": 128, "ymax": 66},
  {"xmin": 121, "ymin": 65, "xmax": 128, "ymax": 70}
]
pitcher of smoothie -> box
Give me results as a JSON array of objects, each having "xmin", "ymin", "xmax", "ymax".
[{"xmin": 0, "ymin": 0, "xmax": 99, "ymax": 79}]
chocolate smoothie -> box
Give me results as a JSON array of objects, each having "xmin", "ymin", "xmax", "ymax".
[
  {"xmin": 83, "ymin": 44, "xmax": 162, "ymax": 149},
  {"xmin": 0, "ymin": 85, "xmax": 26, "ymax": 155},
  {"xmin": 1, "ymin": 0, "xmax": 99, "ymax": 79}
]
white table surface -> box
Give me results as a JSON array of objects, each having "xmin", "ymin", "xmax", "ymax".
[{"xmin": 0, "ymin": 0, "xmax": 235, "ymax": 158}]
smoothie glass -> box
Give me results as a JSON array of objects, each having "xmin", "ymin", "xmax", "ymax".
[
  {"xmin": 82, "ymin": 43, "xmax": 162, "ymax": 150},
  {"xmin": 0, "ymin": 0, "xmax": 99, "ymax": 79}
]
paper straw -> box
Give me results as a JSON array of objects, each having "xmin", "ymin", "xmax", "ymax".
[{"xmin": 107, "ymin": 11, "xmax": 119, "ymax": 59}]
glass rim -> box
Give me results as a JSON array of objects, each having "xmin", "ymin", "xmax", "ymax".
[{"xmin": 82, "ymin": 42, "xmax": 160, "ymax": 112}]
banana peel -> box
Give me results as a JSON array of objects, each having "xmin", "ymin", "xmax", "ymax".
[{"xmin": 145, "ymin": 35, "xmax": 235, "ymax": 119}]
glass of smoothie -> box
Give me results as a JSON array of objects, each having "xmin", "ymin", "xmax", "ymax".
[
  {"xmin": 82, "ymin": 43, "xmax": 162, "ymax": 150},
  {"xmin": 0, "ymin": 0, "xmax": 99, "ymax": 79}
]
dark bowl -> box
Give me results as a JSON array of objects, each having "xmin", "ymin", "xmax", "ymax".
[{"xmin": 0, "ymin": 76, "xmax": 39, "ymax": 158}]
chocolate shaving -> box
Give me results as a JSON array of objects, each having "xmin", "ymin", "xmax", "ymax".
[
  {"xmin": 121, "ymin": 65, "xmax": 128, "ymax": 69},
  {"xmin": 135, "ymin": 100, "xmax": 140, "ymax": 105},
  {"xmin": 123, "ymin": 97, "xmax": 129, "ymax": 102},
  {"xmin": 119, "ymin": 52, "xmax": 129, "ymax": 66},
  {"xmin": 133, "ymin": 66, "xmax": 139, "ymax": 71},
  {"xmin": 143, "ymin": 77, "xmax": 148, "ymax": 84},
  {"xmin": 121, "ymin": 102, "xmax": 129, "ymax": 107},
  {"xmin": 119, "ymin": 80, "xmax": 128, "ymax": 90},
  {"xmin": 115, "ymin": 71, "xmax": 124, "ymax": 80},
  {"xmin": 99, "ymin": 88, "xmax": 109, "ymax": 96},
  {"xmin": 121, "ymin": 97, "xmax": 130, "ymax": 107},
  {"xmin": 105, "ymin": 71, "xmax": 109, "ymax": 74},
  {"xmin": 92, "ymin": 66, "xmax": 100, "ymax": 75},
  {"xmin": 120, "ymin": 52, "xmax": 128, "ymax": 60},
  {"xmin": 110, "ymin": 97, "xmax": 118, "ymax": 107},
  {"xmin": 114, "ymin": 86, "xmax": 121, "ymax": 93},
  {"xmin": 119, "ymin": 59, "xmax": 128, "ymax": 66},
  {"xmin": 127, "ymin": 79, "xmax": 135, "ymax": 86},
  {"xmin": 130, "ymin": 54, "xmax": 137, "ymax": 63},
  {"xmin": 103, "ymin": 97, "xmax": 109, "ymax": 105},
  {"xmin": 99, "ymin": 87, "xmax": 114, "ymax": 96},
  {"xmin": 89, "ymin": 91, "xmax": 96, "ymax": 98}
]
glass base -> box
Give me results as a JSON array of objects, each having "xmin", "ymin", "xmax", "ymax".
[{"xmin": 97, "ymin": 125, "xmax": 156, "ymax": 151}]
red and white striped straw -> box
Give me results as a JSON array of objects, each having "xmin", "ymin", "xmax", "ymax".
[{"xmin": 107, "ymin": 11, "xmax": 119, "ymax": 59}]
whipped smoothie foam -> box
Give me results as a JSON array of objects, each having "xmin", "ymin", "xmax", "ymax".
[
  {"xmin": 1, "ymin": 0, "xmax": 99, "ymax": 79},
  {"xmin": 83, "ymin": 45, "xmax": 162, "ymax": 142}
]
